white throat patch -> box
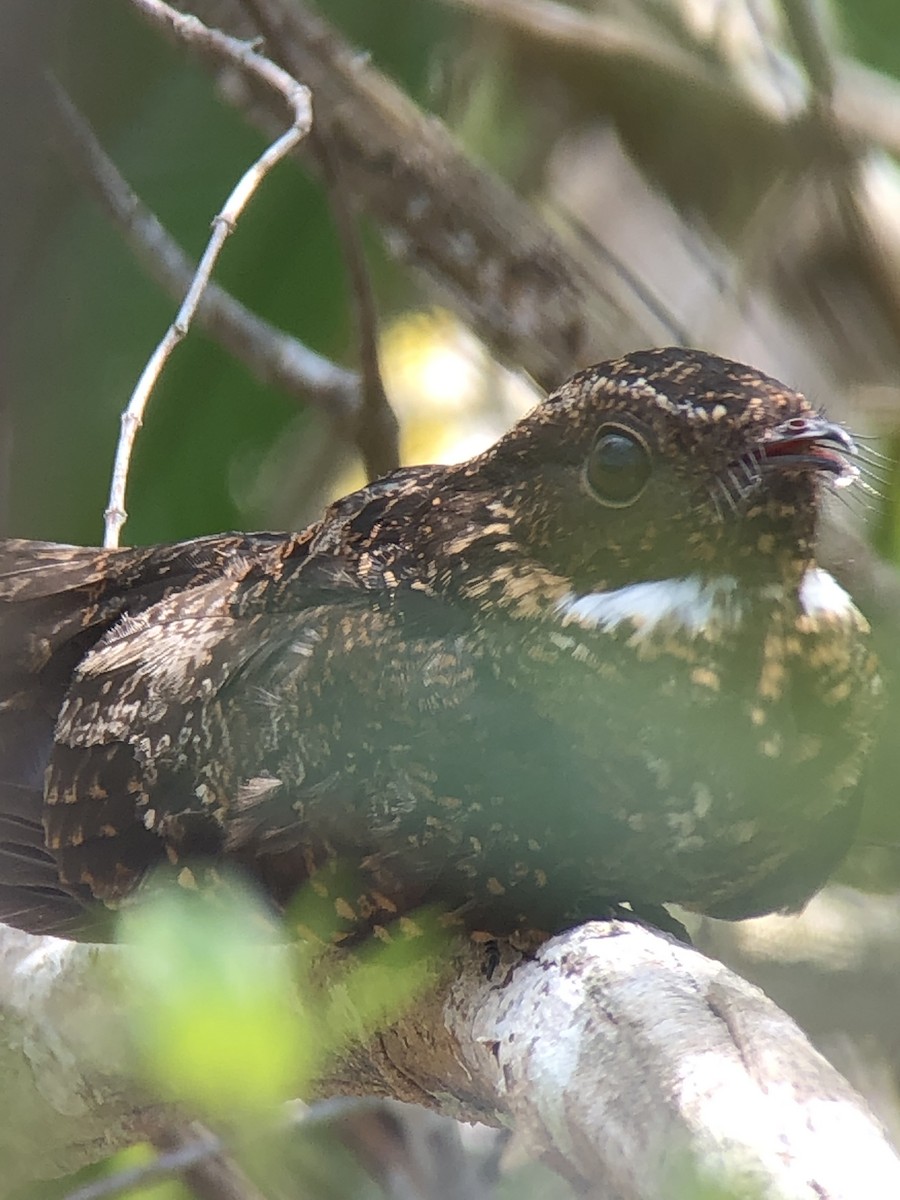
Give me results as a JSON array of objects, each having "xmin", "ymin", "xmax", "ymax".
[
  {"xmin": 554, "ymin": 568, "xmax": 856, "ymax": 638},
  {"xmin": 797, "ymin": 568, "xmax": 856, "ymax": 619},
  {"xmin": 555, "ymin": 576, "xmax": 740, "ymax": 636}
]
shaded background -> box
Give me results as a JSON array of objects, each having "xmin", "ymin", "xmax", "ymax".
[
  {"xmin": 5, "ymin": 0, "xmax": 899, "ymax": 547},
  {"xmin": 5, "ymin": 0, "xmax": 900, "ymax": 1194}
]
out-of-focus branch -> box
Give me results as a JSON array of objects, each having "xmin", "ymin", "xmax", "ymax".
[
  {"xmin": 775, "ymin": 0, "xmax": 900, "ymax": 355},
  {"xmin": 837, "ymin": 59, "xmax": 900, "ymax": 159},
  {"xmin": 440, "ymin": 0, "xmax": 729, "ymax": 95},
  {"xmin": 780, "ymin": 0, "xmax": 836, "ymax": 104},
  {"xmin": 145, "ymin": 1123, "xmax": 271, "ymax": 1200},
  {"xmin": 224, "ymin": 0, "xmax": 875, "ymax": 397},
  {"xmin": 442, "ymin": 0, "xmax": 900, "ymax": 159},
  {"xmin": 62, "ymin": 1130, "xmax": 229, "ymax": 1200},
  {"xmin": 63, "ymin": 1099, "xmax": 498, "ymax": 1200},
  {"xmin": 102, "ymin": 0, "xmax": 312, "ymax": 547},
  {"xmin": 238, "ymin": 0, "xmax": 688, "ymax": 390}
]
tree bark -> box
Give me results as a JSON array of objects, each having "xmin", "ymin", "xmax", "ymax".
[{"xmin": 2, "ymin": 919, "xmax": 898, "ymax": 1198}]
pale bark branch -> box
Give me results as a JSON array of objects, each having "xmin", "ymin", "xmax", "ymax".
[
  {"xmin": 4, "ymin": 920, "xmax": 898, "ymax": 1199},
  {"xmin": 440, "ymin": 0, "xmax": 731, "ymax": 96},
  {"xmin": 780, "ymin": 0, "xmax": 837, "ymax": 104}
]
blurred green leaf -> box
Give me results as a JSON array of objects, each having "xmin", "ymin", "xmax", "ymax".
[
  {"xmin": 838, "ymin": 0, "xmax": 900, "ymax": 80},
  {"xmin": 117, "ymin": 871, "xmax": 444, "ymax": 1122},
  {"xmin": 118, "ymin": 876, "xmax": 310, "ymax": 1117},
  {"xmin": 320, "ymin": 911, "xmax": 444, "ymax": 1048}
]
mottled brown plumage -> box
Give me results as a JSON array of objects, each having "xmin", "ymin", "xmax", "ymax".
[{"xmin": 0, "ymin": 348, "xmax": 881, "ymax": 941}]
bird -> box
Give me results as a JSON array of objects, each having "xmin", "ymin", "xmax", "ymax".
[{"xmin": 0, "ymin": 347, "xmax": 882, "ymax": 943}]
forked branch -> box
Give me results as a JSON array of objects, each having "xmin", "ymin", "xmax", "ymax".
[{"xmin": 104, "ymin": 0, "xmax": 312, "ymax": 548}]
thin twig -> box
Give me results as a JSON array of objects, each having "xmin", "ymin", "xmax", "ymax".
[
  {"xmin": 62, "ymin": 1135, "xmax": 225, "ymax": 1200},
  {"xmin": 60, "ymin": 1098, "xmax": 433, "ymax": 1200},
  {"xmin": 313, "ymin": 128, "xmax": 400, "ymax": 480},
  {"xmin": 44, "ymin": 75, "xmax": 359, "ymax": 426},
  {"xmin": 149, "ymin": 1123, "xmax": 266, "ymax": 1200},
  {"xmin": 105, "ymin": 0, "xmax": 312, "ymax": 548}
]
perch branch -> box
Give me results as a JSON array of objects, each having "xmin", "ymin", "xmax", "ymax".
[
  {"xmin": 4, "ymin": 920, "xmax": 898, "ymax": 1199},
  {"xmin": 104, "ymin": 0, "xmax": 312, "ymax": 547}
]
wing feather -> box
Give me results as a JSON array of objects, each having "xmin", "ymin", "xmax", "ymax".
[{"xmin": 0, "ymin": 533, "xmax": 307, "ymax": 934}]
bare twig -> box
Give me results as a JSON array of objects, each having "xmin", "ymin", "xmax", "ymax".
[
  {"xmin": 147, "ymin": 1123, "xmax": 266, "ymax": 1200},
  {"xmin": 313, "ymin": 128, "xmax": 400, "ymax": 480},
  {"xmin": 62, "ymin": 1135, "xmax": 226, "ymax": 1200},
  {"xmin": 44, "ymin": 76, "xmax": 359, "ymax": 426},
  {"xmin": 62, "ymin": 1098, "xmax": 495, "ymax": 1200},
  {"xmin": 104, "ymin": 0, "xmax": 312, "ymax": 548}
]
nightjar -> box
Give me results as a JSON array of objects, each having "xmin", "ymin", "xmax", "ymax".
[{"xmin": 0, "ymin": 348, "xmax": 881, "ymax": 942}]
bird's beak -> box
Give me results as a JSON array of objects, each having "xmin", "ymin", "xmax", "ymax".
[{"xmin": 759, "ymin": 416, "xmax": 858, "ymax": 488}]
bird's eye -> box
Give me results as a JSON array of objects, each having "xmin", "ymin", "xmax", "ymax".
[{"xmin": 585, "ymin": 426, "xmax": 651, "ymax": 507}]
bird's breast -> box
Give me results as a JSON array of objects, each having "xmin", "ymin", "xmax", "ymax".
[{"xmin": 491, "ymin": 566, "xmax": 880, "ymax": 917}]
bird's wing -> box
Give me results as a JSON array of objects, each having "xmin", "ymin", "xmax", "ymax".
[
  {"xmin": 40, "ymin": 549, "xmax": 589, "ymax": 944},
  {"xmin": 0, "ymin": 533, "xmax": 309, "ymax": 935},
  {"xmin": 40, "ymin": 562, "xmax": 486, "ymax": 917}
]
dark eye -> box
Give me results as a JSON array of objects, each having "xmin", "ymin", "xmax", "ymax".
[{"xmin": 585, "ymin": 426, "xmax": 651, "ymax": 507}]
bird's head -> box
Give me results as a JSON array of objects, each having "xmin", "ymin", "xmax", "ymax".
[{"xmin": 464, "ymin": 347, "xmax": 858, "ymax": 597}]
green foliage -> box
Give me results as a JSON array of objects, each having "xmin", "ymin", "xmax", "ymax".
[
  {"xmin": 117, "ymin": 872, "xmax": 442, "ymax": 1121},
  {"xmin": 838, "ymin": 0, "xmax": 900, "ymax": 79},
  {"xmin": 119, "ymin": 877, "xmax": 310, "ymax": 1116}
]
